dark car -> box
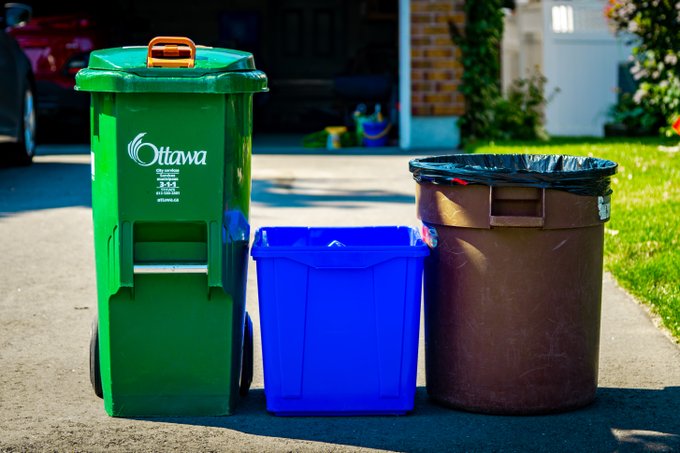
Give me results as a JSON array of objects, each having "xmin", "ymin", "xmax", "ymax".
[
  {"xmin": 8, "ymin": 12, "xmax": 101, "ymax": 119},
  {"xmin": 0, "ymin": 3, "xmax": 36, "ymax": 165}
]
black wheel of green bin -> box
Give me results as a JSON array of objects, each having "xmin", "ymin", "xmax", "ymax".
[
  {"xmin": 89, "ymin": 316, "xmax": 103, "ymax": 399},
  {"xmin": 239, "ymin": 312, "xmax": 254, "ymax": 397}
]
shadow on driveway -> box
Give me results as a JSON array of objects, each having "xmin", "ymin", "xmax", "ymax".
[
  {"xmin": 1, "ymin": 155, "xmax": 413, "ymax": 216},
  {"xmin": 144, "ymin": 387, "xmax": 680, "ymax": 452},
  {"xmin": 0, "ymin": 160, "xmax": 91, "ymax": 216},
  {"xmin": 252, "ymin": 178, "xmax": 414, "ymax": 208}
]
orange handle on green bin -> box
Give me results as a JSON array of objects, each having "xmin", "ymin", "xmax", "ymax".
[{"xmin": 146, "ymin": 36, "xmax": 196, "ymax": 68}]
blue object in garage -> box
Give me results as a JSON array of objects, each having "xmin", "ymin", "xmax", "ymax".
[
  {"xmin": 251, "ymin": 226, "xmax": 428, "ymax": 416},
  {"xmin": 362, "ymin": 120, "xmax": 390, "ymax": 147}
]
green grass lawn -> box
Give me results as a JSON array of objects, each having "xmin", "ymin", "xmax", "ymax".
[{"xmin": 466, "ymin": 138, "xmax": 680, "ymax": 340}]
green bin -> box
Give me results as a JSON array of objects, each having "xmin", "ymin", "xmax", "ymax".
[{"xmin": 75, "ymin": 37, "xmax": 267, "ymax": 416}]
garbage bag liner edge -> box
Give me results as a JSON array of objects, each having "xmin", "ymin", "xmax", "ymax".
[{"xmin": 409, "ymin": 154, "xmax": 618, "ymax": 197}]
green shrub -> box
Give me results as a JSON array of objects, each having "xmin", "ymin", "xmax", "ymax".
[
  {"xmin": 608, "ymin": 92, "xmax": 662, "ymax": 135},
  {"xmin": 449, "ymin": 1, "xmax": 505, "ymax": 143},
  {"xmin": 450, "ymin": 4, "xmax": 553, "ymax": 143},
  {"xmin": 492, "ymin": 72, "xmax": 553, "ymax": 141},
  {"xmin": 606, "ymin": 0, "xmax": 680, "ymax": 136}
]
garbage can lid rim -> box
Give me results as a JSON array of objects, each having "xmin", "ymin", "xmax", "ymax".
[
  {"xmin": 86, "ymin": 45, "xmax": 258, "ymax": 75},
  {"xmin": 409, "ymin": 154, "xmax": 618, "ymax": 174},
  {"xmin": 409, "ymin": 153, "xmax": 618, "ymax": 197}
]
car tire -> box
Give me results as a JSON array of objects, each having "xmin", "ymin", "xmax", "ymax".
[
  {"xmin": 89, "ymin": 316, "xmax": 103, "ymax": 399},
  {"xmin": 10, "ymin": 83, "xmax": 37, "ymax": 166}
]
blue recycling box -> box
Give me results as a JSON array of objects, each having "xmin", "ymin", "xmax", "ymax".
[{"xmin": 251, "ymin": 226, "xmax": 428, "ymax": 416}]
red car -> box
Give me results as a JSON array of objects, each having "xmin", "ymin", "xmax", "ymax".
[{"xmin": 9, "ymin": 14, "xmax": 102, "ymax": 117}]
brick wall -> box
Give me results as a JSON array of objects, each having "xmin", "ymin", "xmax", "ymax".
[{"xmin": 411, "ymin": 0, "xmax": 465, "ymax": 117}]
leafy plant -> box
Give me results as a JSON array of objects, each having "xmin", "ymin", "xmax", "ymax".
[
  {"xmin": 449, "ymin": 4, "xmax": 553, "ymax": 142},
  {"xmin": 606, "ymin": 0, "xmax": 680, "ymax": 136},
  {"xmin": 608, "ymin": 92, "xmax": 661, "ymax": 134},
  {"xmin": 449, "ymin": 1, "xmax": 505, "ymax": 143},
  {"xmin": 492, "ymin": 71, "xmax": 555, "ymax": 141}
]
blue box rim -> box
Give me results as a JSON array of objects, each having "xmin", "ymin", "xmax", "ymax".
[{"xmin": 251, "ymin": 225, "xmax": 428, "ymax": 258}]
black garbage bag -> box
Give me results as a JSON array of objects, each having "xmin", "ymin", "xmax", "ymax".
[{"xmin": 409, "ymin": 154, "xmax": 618, "ymax": 196}]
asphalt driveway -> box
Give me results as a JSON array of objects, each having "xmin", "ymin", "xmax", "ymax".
[{"xmin": 1, "ymin": 148, "xmax": 679, "ymax": 452}]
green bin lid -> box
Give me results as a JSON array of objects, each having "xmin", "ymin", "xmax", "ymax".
[{"xmin": 75, "ymin": 38, "xmax": 267, "ymax": 94}]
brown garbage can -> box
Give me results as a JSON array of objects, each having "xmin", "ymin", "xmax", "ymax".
[{"xmin": 409, "ymin": 154, "xmax": 617, "ymax": 415}]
